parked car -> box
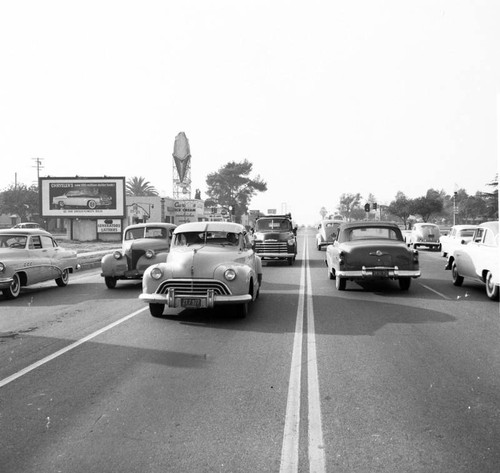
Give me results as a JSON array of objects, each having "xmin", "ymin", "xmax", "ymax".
[
  {"xmin": 12, "ymin": 222, "xmax": 44, "ymax": 229},
  {"xmin": 101, "ymin": 222, "xmax": 177, "ymax": 288},
  {"xmin": 139, "ymin": 221, "xmax": 262, "ymax": 318},
  {"xmin": 0, "ymin": 229, "xmax": 79, "ymax": 299},
  {"xmin": 325, "ymin": 221, "xmax": 420, "ymax": 291},
  {"xmin": 445, "ymin": 221, "xmax": 499, "ymax": 300},
  {"xmin": 316, "ymin": 219, "xmax": 343, "ymax": 250},
  {"xmin": 439, "ymin": 224, "xmax": 479, "ymax": 257},
  {"xmin": 52, "ymin": 189, "xmax": 112, "ymax": 209},
  {"xmin": 406, "ymin": 223, "xmax": 441, "ymax": 250}
]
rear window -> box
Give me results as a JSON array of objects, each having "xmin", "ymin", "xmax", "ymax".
[{"xmin": 347, "ymin": 227, "xmax": 400, "ymax": 241}]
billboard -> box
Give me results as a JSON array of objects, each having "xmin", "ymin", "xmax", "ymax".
[{"xmin": 40, "ymin": 177, "xmax": 126, "ymax": 218}]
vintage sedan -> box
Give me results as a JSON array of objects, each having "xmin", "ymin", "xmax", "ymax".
[
  {"xmin": 101, "ymin": 222, "xmax": 176, "ymax": 288},
  {"xmin": 52, "ymin": 189, "xmax": 112, "ymax": 209},
  {"xmin": 406, "ymin": 223, "xmax": 441, "ymax": 251},
  {"xmin": 325, "ymin": 221, "xmax": 420, "ymax": 291},
  {"xmin": 0, "ymin": 229, "xmax": 79, "ymax": 299},
  {"xmin": 316, "ymin": 218, "xmax": 343, "ymax": 250},
  {"xmin": 439, "ymin": 224, "xmax": 479, "ymax": 257},
  {"xmin": 445, "ymin": 221, "xmax": 499, "ymax": 300},
  {"xmin": 139, "ymin": 221, "xmax": 262, "ymax": 318}
]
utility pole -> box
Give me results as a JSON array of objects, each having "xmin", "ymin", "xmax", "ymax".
[{"xmin": 32, "ymin": 157, "xmax": 44, "ymax": 186}]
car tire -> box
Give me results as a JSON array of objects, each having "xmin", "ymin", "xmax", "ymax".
[
  {"xmin": 442, "ymin": 251, "xmax": 447, "ymax": 257},
  {"xmin": 87, "ymin": 200, "xmax": 97, "ymax": 209},
  {"xmin": 452, "ymin": 262, "xmax": 464, "ymax": 286},
  {"xmin": 3, "ymin": 273, "xmax": 21, "ymax": 299},
  {"xmin": 335, "ymin": 276, "xmax": 346, "ymax": 291},
  {"xmin": 58, "ymin": 201, "xmax": 65, "ymax": 208},
  {"xmin": 149, "ymin": 303, "xmax": 164, "ymax": 317},
  {"xmin": 328, "ymin": 266, "xmax": 334, "ymax": 280},
  {"xmin": 105, "ymin": 277, "xmax": 117, "ymax": 289},
  {"xmin": 56, "ymin": 268, "xmax": 69, "ymax": 287},
  {"xmin": 399, "ymin": 278, "xmax": 411, "ymax": 290},
  {"xmin": 288, "ymin": 258, "xmax": 294, "ymax": 266},
  {"xmin": 485, "ymin": 271, "xmax": 499, "ymax": 301}
]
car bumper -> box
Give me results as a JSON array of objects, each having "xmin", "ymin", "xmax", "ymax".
[
  {"xmin": 139, "ymin": 290, "xmax": 252, "ymax": 308},
  {"xmin": 0, "ymin": 277, "xmax": 15, "ymax": 288},
  {"xmin": 337, "ymin": 267, "xmax": 421, "ymax": 279},
  {"xmin": 101, "ymin": 269, "xmax": 144, "ymax": 279},
  {"xmin": 256, "ymin": 252, "xmax": 295, "ymax": 259}
]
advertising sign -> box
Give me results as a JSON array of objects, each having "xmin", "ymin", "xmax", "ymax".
[
  {"xmin": 97, "ymin": 219, "xmax": 122, "ymax": 233},
  {"xmin": 40, "ymin": 177, "xmax": 126, "ymax": 218},
  {"xmin": 174, "ymin": 199, "xmax": 204, "ymax": 224}
]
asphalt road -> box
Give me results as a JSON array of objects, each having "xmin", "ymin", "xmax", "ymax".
[{"xmin": 1, "ymin": 228, "xmax": 499, "ymax": 473}]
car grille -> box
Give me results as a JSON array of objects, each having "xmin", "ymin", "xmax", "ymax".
[
  {"xmin": 128, "ymin": 249, "xmax": 146, "ymax": 269},
  {"xmin": 156, "ymin": 279, "xmax": 231, "ymax": 296},
  {"xmin": 255, "ymin": 241, "xmax": 288, "ymax": 253}
]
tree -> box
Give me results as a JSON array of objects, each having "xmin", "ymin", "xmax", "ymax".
[
  {"xmin": 205, "ymin": 159, "xmax": 267, "ymax": 222},
  {"xmin": 410, "ymin": 189, "xmax": 444, "ymax": 222},
  {"xmin": 481, "ymin": 174, "xmax": 498, "ymax": 219},
  {"xmin": 0, "ymin": 183, "xmax": 39, "ymax": 221},
  {"xmin": 387, "ymin": 191, "xmax": 413, "ymax": 228},
  {"xmin": 126, "ymin": 176, "xmax": 158, "ymax": 196},
  {"xmin": 337, "ymin": 193, "xmax": 361, "ymax": 222}
]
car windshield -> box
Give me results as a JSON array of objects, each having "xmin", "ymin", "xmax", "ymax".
[
  {"xmin": 174, "ymin": 231, "xmax": 239, "ymax": 247},
  {"xmin": 347, "ymin": 227, "xmax": 400, "ymax": 241},
  {"xmin": 125, "ymin": 227, "xmax": 167, "ymax": 240},
  {"xmin": 256, "ymin": 219, "xmax": 291, "ymax": 232},
  {"xmin": 0, "ymin": 235, "xmax": 28, "ymax": 249}
]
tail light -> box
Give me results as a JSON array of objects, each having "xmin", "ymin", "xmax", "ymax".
[{"xmin": 412, "ymin": 250, "xmax": 419, "ymax": 264}]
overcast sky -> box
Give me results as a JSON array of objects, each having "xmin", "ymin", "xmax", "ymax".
[{"xmin": 1, "ymin": 1, "xmax": 498, "ymax": 224}]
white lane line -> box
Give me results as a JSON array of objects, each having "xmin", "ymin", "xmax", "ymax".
[
  {"xmin": 419, "ymin": 283, "xmax": 451, "ymax": 300},
  {"xmin": 0, "ymin": 307, "xmax": 148, "ymax": 389},
  {"xmin": 280, "ymin": 241, "xmax": 306, "ymax": 473},
  {"xmin": 305, "ymin": 243, "xmax": 326, "ymax": 472}
]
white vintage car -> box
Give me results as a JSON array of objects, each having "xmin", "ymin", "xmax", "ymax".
[
  {"xmin": 445, "ymin": 221, "xmax": 499, "ymax": 300},
  {"xmin": 439, "ymin": 224, "xmax": 479, "ymax": 257},
  {"xmin": 406, "ymin": 223, "xmax": 441, "ymax": 251},
  {"xmin": 52, "ymin": 189, "xmax": 112, "ymax": 209},
  {"xmin": 101, "ymin": 222, "xmax": 177, "ymax": 288},
  {"xmin": 0, "ymin": 229, "xmax": 79, "ymax": 299},
  {"xmin": 316, "ymin": 218, "xmax": 343, "ymax": 250},
  {"xmin": 139, "ymin": 221, "xmax": 262, "ymax": 318}
]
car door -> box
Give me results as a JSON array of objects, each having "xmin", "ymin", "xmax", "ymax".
[
  {"xmin": 40, "ymin": 234, "xmax": 61, "ymax": 279},
  {"xmin": 456, "ymin": 228, "xmax": 484, "ymax": 279},
  {"xmin": 26, "ymin": 235, "xmax": 52, "ymax": 284}
]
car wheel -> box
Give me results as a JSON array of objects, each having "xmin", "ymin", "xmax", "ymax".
[
  {"xmin": 56, "ymin": 268, "xmax": 70, "ymax": 287},
  {"xmin": 149, "ymin": 303, "xmax": 164, "ymax": 317},
  {"xmin": 442, "ymin": 251, "xmax": 447, "ymax": 257},
  {"xmin": 436, "ymin": 244, "xmax": 442, "ymax": 252},
  {"xmin": 3, "ymin": 273, "xmax": 21, "ymax": 299},
  {"xmin": 58, "ymin": 201, "xmax": 65, "ymax": 208},
  {"xmin": 399, "ymin": 278, "xmax": 411, "ymax": 290},
  {"xmin": 87, "ymin": 200, "xmax": 97, "ymax": 209},
  {"xmin": 335, "ymin": 276, "xmax": 346, "ymax": 291},
  {"xmin": 288, "ymin": 258, "xmax": 294, "ymax": 265},
  {"xmin": 452, "ymin": 262, "xmax": 464, "ymax": 286},
  {"xmin": 485, "ymin": 271, "xmax": 499, "ymax": 301},
  {"xmin": 105, "ymin": 277, "xmax": 117, "ymax": 289}
]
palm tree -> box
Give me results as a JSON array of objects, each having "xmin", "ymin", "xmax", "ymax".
[{"xmin": 126, "ymin": 176, "xmax": 159, "ymax": 196}]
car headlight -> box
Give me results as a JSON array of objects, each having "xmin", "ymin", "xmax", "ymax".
[
  {"xmin": 224, "ymin": 269, "xmax": 237, "ymax": 281},
  {"xmin": 113, "ymin": 251, "xmax": 122, "ymax": 260},
  {"xmin": 145, "ymin": 249, "xmax": 154, "ymax": 259},
  {"xmin": 287, "ymin": 238, "xmax": 295, "ymax": 245},
  {"xmin": 151, "ymin": 267, "xmax": 163, "ymax": 280},
  {"xmin": 0, "ymin": 262, "xmax": 4, "ymax": 272}
]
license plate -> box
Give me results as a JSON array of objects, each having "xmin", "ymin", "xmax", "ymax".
[
  {"xmin": 181, "ymin": 298, "xmax": 201, "ymax": 308},
  {"xmin": 372, "ymin": 270, "xmax": 388, "ymax": 277}
]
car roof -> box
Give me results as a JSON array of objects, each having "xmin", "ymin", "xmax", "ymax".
[
  {"xmin": 478, "ymin": 221, "xmax": 499, "ymax": 234},
  {"xmin": 451, "ymin": 224, "xmax": 479, "ymax": 229},
  {"xmin": 339, "ymin": 221, "xmax": 400, "ymax": 230},
  {"xmin": 173, "ymin": 221, "xmax": 245, "ymax": 234},
  {"xmin": 0, "ymin": 228, "xmax": 52, "ymax": 235},
  {"xmin": 124, "ymin": 222, "xmax": 177, "ymax": 231}
]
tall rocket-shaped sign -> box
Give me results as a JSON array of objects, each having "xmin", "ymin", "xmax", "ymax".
[{"xmin": 172, "ymin": 132, "xmax": 192, "ymax": 198}]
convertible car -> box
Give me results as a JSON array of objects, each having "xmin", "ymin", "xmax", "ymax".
[
  {"xmin": 101, "ymin": 222, "xmax": 177, "ymax": 288},
  {"xmin": 0, "ymin": 229, "xmax": 79, "ymax": 299},
  {"xmin": 139, "ymin": 221, "xmax": 262, "ymax": 318},
  {"xmin": 325, "ymin": 221, "xmax": 420, "ymax": 291},
  {"xmin": 445, "ymin": 221, "xmax": 499, "ymax": 300}
]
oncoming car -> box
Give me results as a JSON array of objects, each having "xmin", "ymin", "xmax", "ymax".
[
  {"xmin": 139, "ymin": 222, "xmax": 262, "ymax": 318},
  {"xmin": 101, "ymin": 223, "xmax": 177, "ymax": 288},
  {"xmin": 0, "ymin": 229, "xmax": 79, "ymax": 299},
  {"xmin": 325, "ymin": 221, "xmax": 420, "ymax": 291}
]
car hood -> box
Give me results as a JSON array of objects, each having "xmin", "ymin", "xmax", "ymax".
[
  {"xmin": 167, "ymin": 245, "xmax": 246, "ymax": 278},
  {"xmin": 123, "ymin": 239, "xmax": 169, "ymax": 253},
  {"xmin": 255, "ymin": 232, "xmax": 293, "ymax": 241}
]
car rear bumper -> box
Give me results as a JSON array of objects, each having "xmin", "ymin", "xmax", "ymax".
[{"xmin": 337, "ymin": 267, "xmax": 421, "ymax": 279}]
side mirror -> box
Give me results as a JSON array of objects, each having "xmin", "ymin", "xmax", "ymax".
[{"xmin": 293, "ymin": 227, "xmax": 297, "ymax": 236}]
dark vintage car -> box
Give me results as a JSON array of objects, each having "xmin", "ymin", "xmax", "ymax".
[
  {"xmin": 0, "ymin": 229, "xmax": 79, "ymax": 299},
  {"xmin": 139, "ymin": 221, "xmax": 262, "ymax": 318},
  {"xmin": 101, "ymin": 222, "xmax": 177, "ymax": 288},
  {"xmin": 253, "ymin": 214, "xmax": 297, "ymax": 265},
  {"xmin": 325, "ymin": 221, "xmax": 420, "ymax": 291}
]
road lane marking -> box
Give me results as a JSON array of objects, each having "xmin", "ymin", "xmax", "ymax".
[
  {"xmin": 0, "ymin": 307, "xmax": 147, "ymax": 389},
  {"xmin": 305, "ymin": 242, "xmax": 326, "ymax": 472},
  {"xmin": 280, "ymin": 238, "xmax": 326, "ymax": 473},
  {"xmin": 418, "ymin": 283, "xmax": 451, "ymax": 300}
]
